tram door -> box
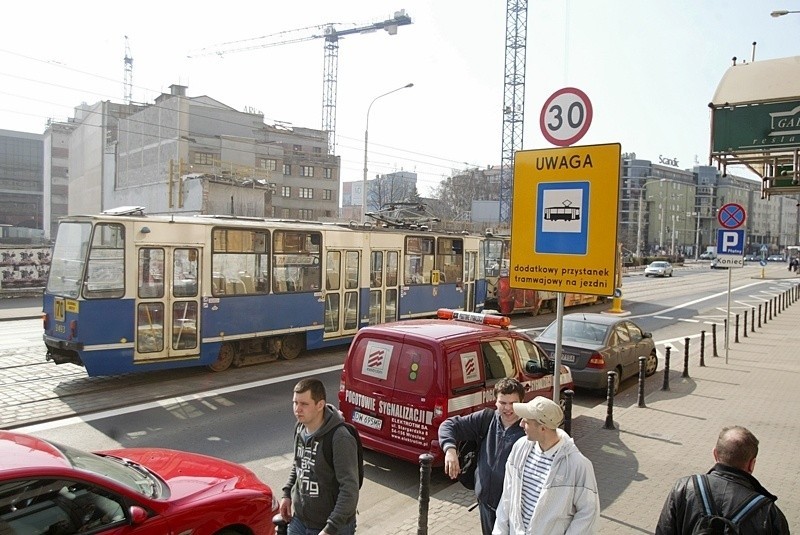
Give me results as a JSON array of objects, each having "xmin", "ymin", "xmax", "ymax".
[
  {"xmin": 463, "ymin": 250, "xmax": 478, "ymax": 312},
  {"xmin": 134, "ymin": 247, "xmax": 201, "ymax": 362},
  {"xmin": 367, "ymin": 249, "xmax": 400, "ymax": 325},
  {"xmin": 324, "ymin": 249, "xmax": 361, "ymax": 337}
]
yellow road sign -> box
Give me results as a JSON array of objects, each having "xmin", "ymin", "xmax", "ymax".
[{"xmin": 510, "ymin": 143, "xmax": 621, "ymax": 295}]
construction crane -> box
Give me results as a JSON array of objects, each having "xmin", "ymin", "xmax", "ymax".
[
  {"xmin": 124, "ymin": 36, "xmax": 133, "ymax": 104},
  {"xmin": 187, "ymin": 10, "xmax": 412, "ymax": 154},
  {"xmin": 498, "ymin": 0, "xmax": 528, "ymax": 224}
]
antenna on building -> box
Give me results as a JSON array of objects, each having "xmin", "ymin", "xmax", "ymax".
[{"xmin": 124, "ymin": 36, "xmax": 134, "ymax": 104}]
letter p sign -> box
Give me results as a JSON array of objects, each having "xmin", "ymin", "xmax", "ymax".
[{"xmin": 716, "ymin": 229, "xmax": 745, "ymax": 256}]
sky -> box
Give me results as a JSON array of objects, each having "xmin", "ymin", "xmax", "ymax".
[{"xmin": 2, "ymin": 1, "xmax": 800, "ymax": 197}]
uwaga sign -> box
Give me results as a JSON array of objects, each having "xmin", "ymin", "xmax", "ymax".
[{"xmin": 712, "ymin": 99, "xmax": 800, "ymax": 154}]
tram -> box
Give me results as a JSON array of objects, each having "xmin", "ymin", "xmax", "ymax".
[
  {"xmin": 43, "ymin": 210, "xmax": 486, "ymax": 376},
  {"xmin": 483, "ymin": 234, "xmax": 602, "ymax": 315}
]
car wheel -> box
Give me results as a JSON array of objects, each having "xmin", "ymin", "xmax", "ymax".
[
  {"xmin": 669, "ymin": 272, "xmax": 673, "ymax": 277},
  {"xmin": 611, "ymin": 366, "xmax": 622, "ymax": 396},
  {"xmin": 645, "ymin": 351, "xmax": 658, "ymax": 376}
]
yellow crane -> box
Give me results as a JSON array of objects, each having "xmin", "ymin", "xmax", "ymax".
[{"xmin": 187, "ymin": 10, "xmax": 412, "ymax": 154}]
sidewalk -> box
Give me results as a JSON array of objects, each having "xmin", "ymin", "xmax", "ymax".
[{"xmin": 374, "ymin": 284, "xmax": 800, "ymax": 533}]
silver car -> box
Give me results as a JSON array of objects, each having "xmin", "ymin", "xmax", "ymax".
[
  {"xmin": 534, "ymin": 313, "xmax": 657, "ymax": 393},
  {"xmin": 644, "ymin": 261, "xmax": 673, "ymax": 277}
]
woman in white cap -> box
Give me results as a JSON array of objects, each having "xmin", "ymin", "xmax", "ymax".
[{"xmin": 493, "ymin": 396, "xmax": 599, "ymax": 535}]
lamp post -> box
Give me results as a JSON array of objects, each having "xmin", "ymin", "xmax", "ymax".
[
  {"xmin": 771, "ymin": 10, "xmax": 800, "ymax": 17},
  {"xmin": 362, "ymin": 83, "xmax": 414, "ymax": 223}
]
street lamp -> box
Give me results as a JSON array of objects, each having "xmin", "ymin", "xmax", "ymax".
[
  {"xmin": 362, "ymin": 83, "xmax": 414, "ymax": 223},
  {"xmin": 771, "ymin": 9, "xmax": 800, "ymax": 17}
]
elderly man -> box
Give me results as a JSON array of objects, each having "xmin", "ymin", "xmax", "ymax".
[{"xmin": 493, "ymin": 396, "xmax": 599, "ymax": 535}]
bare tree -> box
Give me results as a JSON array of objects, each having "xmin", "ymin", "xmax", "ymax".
[
  {"xmin": 367, "ymin": 173, "xmax": 420, "ymax": 212},
  {"xmin": 430, "ymin": 168, "xmax": 500, "ymax": 221}
]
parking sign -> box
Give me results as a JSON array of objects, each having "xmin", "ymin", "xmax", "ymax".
[{"xmin": 715, "ymin": 229, "xmax": 745, "ymax": 268}]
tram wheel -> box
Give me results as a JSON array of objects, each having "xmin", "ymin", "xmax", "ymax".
[
  {"xmin": 280, "ymin": 334, "xmax": 304, "ymax": 360},
  {"xmin": 209, "ymin": 343, "xmax": 235, "ymax": 372}
]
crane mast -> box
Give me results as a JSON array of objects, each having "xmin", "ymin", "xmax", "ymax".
[
  {"xmin": 187, "ymin": 11, "xmax": 412, "ymax": 154},
  {"xmin": 124, "ymin": 36, "xmax": 133, "ymax": 104},
  {"xmin": 499, "ymin": 0, "xmax": 528, "ymax": 224}
]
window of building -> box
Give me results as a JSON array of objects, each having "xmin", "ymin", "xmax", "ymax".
[
  {"xmin": 281, "ymin": 186, "xmax": 291, "ymax": 198},
  {"xmin": 322, "ymin": 189, "xmax": 333, "ymax": 201},
  {"xmin": 293, "ymin": 144, "xmax": 302, "ymax": 152},
  {"xmin": 313, "ymin": 147, "xmax": 322, "ymax": 154},
  {"xmin": 300, "ymin": 166, "xmax": 314, "ymax": 177},
  {"xmin": 258, "ymin": 158, "xmax": 277, "ymax": 171},
  {"xmin": 283, "ymin": 164, "xmax": 291, "ymax": 176},
  {"xmin": 194, "ymin": 152, "xmax": 214, "ymax": 165},
  {"xmin": 299, "ymin": 209, "xmax": 314, "ymax": 219},
  {"xmin": 280, "ymin": 208, "xmax": 290, "ymax": 218},
  {"xmin": 323, "ymin": 168, "xmax": 333, "ymax": 179},
  {"xmin": 299, "ymin": 187, "xmax": 314, "ymax": 199}
]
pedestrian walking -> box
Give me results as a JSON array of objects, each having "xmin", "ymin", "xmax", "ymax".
[
  {"xmin": 655, "ymin": 426, "xmax": 789, "ymax": 534},
  {"xmin": 493, "ymin": 396, "xmax": 600, "ymax": 535},
  {"xmin": 438, "ymin": 378, "xmax": 526, "ymax": 535},
  {"xmin": 280, "ymin": 378, "xmax": 359, "ymax": 535}
]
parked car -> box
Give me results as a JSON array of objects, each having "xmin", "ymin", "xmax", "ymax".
[
  {"xmin": 644, "ymin": 261, "xmax": 673, "ymax": 277},
  {"xmin": 767, "ymin": 255, "xmax": 786, "ymax": 262},
  {"xmin": 744, "ymin": 254, "xmax": 759, "ymax": 262},
  {"xmin": 0, "ymin": 430, "xmax": 278, "ymax": 534},
  {"xmin": 699, "ymin": 252, "xmax": 716, "ymax": 260},
  {"xmin": 534, "ymin": 313, "xmax": 657, "ymax": 394},
  {"xmin": 710, "ymin": 258, "xmax": 729, "ymax": 269}
]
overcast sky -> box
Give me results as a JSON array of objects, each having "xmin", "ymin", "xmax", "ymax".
[{"xmin": 2, "ymin": 1, "xmax": 799, "ymax": 196}]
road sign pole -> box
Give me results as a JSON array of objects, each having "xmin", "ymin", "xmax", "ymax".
[{"xmin": 725, "ymin": 267, "xmax": 732, "ymax": 364}]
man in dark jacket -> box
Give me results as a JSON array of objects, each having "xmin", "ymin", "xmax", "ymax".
[
  {"xmin": 655, "ymin": 426, "xmax": 789, "ymax": 534},
  {"xmin": 280, "ymin": 378, "xmax": 359, "ymax": 535},
  {"xmin": 438, "ymin": 378, "xmax": 526, "ymax": 535}
]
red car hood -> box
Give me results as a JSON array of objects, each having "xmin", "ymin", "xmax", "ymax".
[{"xmin": 100, "ymin": 448, "xmax": 269, "ymax": 501}]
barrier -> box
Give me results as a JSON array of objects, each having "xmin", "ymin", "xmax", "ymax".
[
  {"xmin": 417, "ymin": 453, "xmax": 434, "ymax": 535},
  {"xmin": 563, "ymin": 389, "xmax": 574, "ymax": 436},
  {"xmin": 751, "ymin": 307, "xmax": 755, "ymax": 332},
  {"xmin": 604, "ymin": 371, "xmax": 617, "ymax": 430},
  {"xmin": 743, "ymin": 310, "xmax": 748, "ymax": 338},
  {"xmin": 273, "ymin": 515, "xmax": 287, "ymax": 534},
  {"xmin": 661, "ymin": 347, "xmax": 671, "ymax": 391},
  {"xmin": 637, "ymin": 357, "xmax": 647, "ymax": 408},
  {"xmin": 735, "ymin": 314, "xmax": 740, "ymax": 343},
  {"xmin": 682, "ymin": 337, "xmax": 690, "ymax": 378},
  {"xmin": 712, "ymin": 323, "xmax": 719, "ymax": 358},
  {"xmin": 699, "ymin": 331, "xmax": 706, "ymax": 367}
]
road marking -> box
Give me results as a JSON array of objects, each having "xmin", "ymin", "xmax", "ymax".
[
  {"xmin": 653, "ymin": 315, "xmax": 673, "ymax": 320},
  {"xmin": 677, "ymin": 318, "xmax": 700, "ymax": 323}
]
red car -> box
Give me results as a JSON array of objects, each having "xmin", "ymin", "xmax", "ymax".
[{"xmin": 0, "ymin": 431, "xmax": 278, "ymax": 534}]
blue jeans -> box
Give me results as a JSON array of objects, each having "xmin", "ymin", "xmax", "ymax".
[
  {"xmin": 478, "ymin": 500, "xmax": 497, "ymax": 535},
  {"xmin": 287, "ymin": 515, "xmax": 356, "ymax": 535}
]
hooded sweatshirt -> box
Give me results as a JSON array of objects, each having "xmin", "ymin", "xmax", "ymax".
[{"xmin": 282, "ymin": 404, "xmax": 359, "ymax": 534}]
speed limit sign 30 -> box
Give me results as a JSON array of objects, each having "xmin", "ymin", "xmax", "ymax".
[{"xmin": 540, "ymin": 87, "xmax": 593, "ymax": 147}]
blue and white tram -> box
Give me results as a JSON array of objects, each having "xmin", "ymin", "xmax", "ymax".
[{"xmin": 43, "ymin": 213, "xmax": 486, "ymax": 376}]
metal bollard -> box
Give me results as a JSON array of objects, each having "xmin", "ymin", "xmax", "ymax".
[
  {"xmin": 758, "ymin": 304, "xmax": 762, "ymax": 328},
  {"xmin": 682, "ymin": 337, "xmax": 690, "ymax": 378},
  {"xmin": 637, "ymin": 357, "xmax": 646, "ymax": 408},
  {"xmin": 273, "ymin": 514, "xmax": 288, "ymax": 535},
  {"xmin": 699, "ymin": 330, "xmax": 706, "ymax": 367},
  {"xmin": 735, "ymin": 314, "xmax": 740, "ymax": 343},
  {"xmin": 769, "ymin": 298, "xmax": 773, "ymax": 321},
  {"xmin": 603, "ymin": 371, "xmax": 617, "ymax": 430},
  {"xmin": 712, "ymin": 323, "xmax": 719, "ymax": 357},
  {"xmin": 563, "ymin": 389, "xmax": 574, "ymax": 436},
  {"xmin": 743, "ymin": 310, "xmax": 748, "ymax": 338},
  {"xmin": 417, "ymin": 453, "xmax": 434, "ymax": 535},
  {"xmin": 751, "ymin": 307, "xmax": 755, "ymax": 333},
  {"xmin": 662, "ymin": 347, "xmax": 671, "ymax": 391}
]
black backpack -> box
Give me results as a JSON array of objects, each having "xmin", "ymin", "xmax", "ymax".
[
  {"xmin": 456, "ymin": 408, "xmax": 495, "ymax": 490},
  {"xmin": 321, "ymin": 422, "xmax": 365, "ymax": 489},
  {"xmin": 691, "ymin": 474, "xmax": 770, "ymax": 534}
]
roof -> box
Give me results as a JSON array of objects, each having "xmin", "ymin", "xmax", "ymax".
[
  {"xmin": 562, "ymin": 313, "xmax": 622, "ymax": 326},
  {"xmin": 711, "ymin": 56, "xmax": 800, "ymax": 106},
  {"xmin": 357, "ymin": 319, "xmax": 502, "ymax": 342}
]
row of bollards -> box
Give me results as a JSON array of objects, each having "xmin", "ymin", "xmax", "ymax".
[{"xmin": 337, "ymin": 287, "xmax": 800, "ymax": 535}]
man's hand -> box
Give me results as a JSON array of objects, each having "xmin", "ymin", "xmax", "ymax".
[
  {"xmin": 279, "ymin": 497, "xmax": 292, "ymax": 522},
  {"xmin": 444, "ymin": 447, "xmax": 460, "ymax": 479}
]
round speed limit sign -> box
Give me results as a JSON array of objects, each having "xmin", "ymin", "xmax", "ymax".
[{"xmin": 540, "ymin": 87, "xmax": 593, "ymax": 147}]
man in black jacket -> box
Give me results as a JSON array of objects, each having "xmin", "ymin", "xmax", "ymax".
[
  {"xmin": 655, "ymin": 426, "xmax": 789, "ymax": 534},
  {"xmin": 438, "ymin": 378, "xmax": 526, "ymax": 535}
]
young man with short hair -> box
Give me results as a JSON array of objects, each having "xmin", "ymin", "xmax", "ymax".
[{"xmin": 280, "ymin": 378, "xmax": 359, "ymax": 535}]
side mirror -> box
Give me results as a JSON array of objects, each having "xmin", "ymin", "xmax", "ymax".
[
  {"xmin": 526, "ymin": 359, "xmax": 549, "ymax": 375},
  {"xmin": 642, "ymin": 332, "xmax": 653, "ymax": 339},
  {"xmin": 129, "ymin": 506, "xmax": 149, "ymax": 525}
]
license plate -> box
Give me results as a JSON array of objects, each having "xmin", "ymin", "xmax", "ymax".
[
  {"xmin": 561, "ymin": 353, "xmax": 576, "ymax": 363},
  {"xmin": 352, "ymin": 411, "xmax": 382, "ymax": 430}
]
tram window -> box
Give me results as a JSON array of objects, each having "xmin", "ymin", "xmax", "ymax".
[
  {"xmin": 386, "ymin": 251, "xmax": 398, "ymax": 287},
  {"xmin": 137, "ymin": 302, "xmax": 164, "ymax": 353},
  {"xmin": 369, "ymin": 290, "xmax": 381, "ymax": 324},
  {"xmin": 436, "ymin": 238, "xmax": 463, "ymax": 284},
  {"xmin": 326, "ymin": 251, "xmax": 340, "ymax": 291},
  {"xmin": 211, "ymin": 229, "xmax": 269, "ymax": 296},
  {"xmin": 172, "ymin": 301, "xmax": 198, "ymax": 350},
  {"xmin": 404, "ymin": 236, "xmax": 434, "ymax": 285},
  {"xmin": 344, "ymin": 291, "xmax": 359, "ymax": 330},
  {"xmin": 273, "ymin": 231, "xmax": 322, "ymax": 293},
  {"xmin": 138, "ymin": 248, "xmax": 164, "ymax": 299},
  {"xmin": 173, "ymin": 249, "xmax": 198, "ymax": 298},
  {"xmin": 84, "ymin": 223, "xmax": 125, "ymax": 299},
  {"xmin": 370, "ymin": 251, "xmax": 383, "ymax": 288},
  {"xmin": 47, "ymin": 222, "xmax": 92, "ymax": 298},
  {"xmin": 385, "ymin": 288, "xmax": 398, "ymax": 322},
  {"xmin": 345, "ymin": 251, "xmax": 359, "ymax": 289},
  {"xmin": 324, "ymin": 293, "xmax": 340, "ymax": 333}
]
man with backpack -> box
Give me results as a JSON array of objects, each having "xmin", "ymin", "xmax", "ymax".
[
  {"xmin": 655, "ymin": 426, "xmax": 789, "ymax": 534},
  {"xmin": 280, "ymin": 378, "xmax": 359, "ymax": 535},
  {"xmin": 438, "ymin": 378, "xmax": 526, "ymax": 535}
]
